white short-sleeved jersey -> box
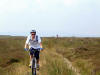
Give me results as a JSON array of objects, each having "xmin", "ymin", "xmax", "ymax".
[{"xmin": 25, "ymin": 35, "xmax": 41, "ymax": 49}]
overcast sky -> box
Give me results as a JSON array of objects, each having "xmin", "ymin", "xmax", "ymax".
[{"xmin": 0, "ymin": 0, "xmax": 100, "ymax": 37}]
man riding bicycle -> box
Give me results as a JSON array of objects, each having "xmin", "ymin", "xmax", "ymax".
[{"xmin": 24, "ymin": 30, "xmax": 43, "ymax": 69}]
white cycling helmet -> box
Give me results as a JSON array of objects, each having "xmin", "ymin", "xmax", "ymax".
[{"xmin": 30, "ymin": 30, "xmax": 36, "ymax": 34}]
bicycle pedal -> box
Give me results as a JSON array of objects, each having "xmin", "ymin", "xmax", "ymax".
[{"xmin": 29, "ymin": 66, "xmax": 31, "ymax": 68}]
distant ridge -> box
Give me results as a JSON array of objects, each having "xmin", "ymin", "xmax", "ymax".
[{"xmin": 0, "ymin": 35, "xmax": 11, "ymax": 36}]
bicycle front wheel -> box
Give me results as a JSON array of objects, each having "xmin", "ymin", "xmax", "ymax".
[{"xmin": 32, "ymin": 58, "xmax": 36, "ymax": 75}]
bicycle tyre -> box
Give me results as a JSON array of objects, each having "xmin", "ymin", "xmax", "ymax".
[{"xmin": 32, "ymin": 58, "xmax": 36, "ymax": 75}]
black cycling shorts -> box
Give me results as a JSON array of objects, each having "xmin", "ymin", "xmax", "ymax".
[{"xmin": 29, "ymin": 48, "xmax": 40, "ymax": 60}]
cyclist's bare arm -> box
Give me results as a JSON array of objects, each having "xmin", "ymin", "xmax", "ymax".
[
  {"xmin": 24, "ymin": 44, "xmax": 29, "ymax": 49},
  {"xmin": 25, "ymin": 36, "xmax": 30, "ymax": 49},
  {"xmin": 40, "ymin": 42, "xmax": 44, "ymax": 51},
  {"xmin": 40, "ymin": 42, "xmax": 43, "ymax": 48}
]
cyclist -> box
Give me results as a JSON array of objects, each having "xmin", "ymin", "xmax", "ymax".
[{"xmin": 24, "ymin": 30, "xmax": 43, "ymax": 69}]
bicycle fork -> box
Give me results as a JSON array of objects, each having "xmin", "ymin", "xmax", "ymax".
[{"xmin": 34, "ymin": 58, "xmax": 37, "ymax": 69}]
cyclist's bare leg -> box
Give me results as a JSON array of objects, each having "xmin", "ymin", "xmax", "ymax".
[
  {"xmin": 30, "ymin": 55, "xmax": 33, "ymax": 60},
  {"xmin": 37, "ymin": 59, "xmax": 39, "ymax": 64},
  {"xmin": 30, "ymin": 55, "xmax": 34, "ymax": 64}
]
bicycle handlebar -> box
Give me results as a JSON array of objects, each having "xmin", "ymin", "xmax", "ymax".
[{"xmin": 24, "ymin": 48, "xmax": 44, "ymax": 51}]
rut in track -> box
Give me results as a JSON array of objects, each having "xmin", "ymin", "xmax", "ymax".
[{"xmin": 54, "ymin": 52, "xmax": 81, "ymax": 75}]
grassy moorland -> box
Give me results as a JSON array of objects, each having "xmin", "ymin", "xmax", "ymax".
[
  {"xmin": 0, "ymin": 36, "xmax": 100, "ymax": 75},
  {"xmin": 0, "ymin": 36, "xmax": 30, "ymax": 75},
  {"xmin": 0, "ymin": 36, "xmax": 75, "ymax": 75},
  {"xmin": 45, "ymin": 37, "xmax": 100, "ymax": 75}
]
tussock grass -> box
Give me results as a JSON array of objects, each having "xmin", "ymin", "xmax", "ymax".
[
  {"xmin": 0, "ymin": 36, "xmax": 29, "ymax": 75},
  {"xmin": 0, "ymin": 36, "xmax": 75, "ymax": 75},
  {"xmin": 39, "ymin": 48, "xmax": 75, "ymax": 75},
  {"xmin": 44, "ymin": 37, "xmax": 100, "ymax": 75},
  {"xmin": 1, "ymin": 36, "xmax": 100, "ymax": 75},
  {"xmin": 5, "ymin": 63, "xmax": 30, "ymax": 75}
]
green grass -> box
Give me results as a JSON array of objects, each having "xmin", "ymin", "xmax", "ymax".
[
  {"xmin": 0, "ymin": 36, "xmax": 100, "ymax": 75},
  {"xmin": 39, "ymin": 48, "xmax": 75, "ymax": 75},
  {"xmin": 45, "ymin": 37, "xmax": 100, "ymax": 75},
  {"xmin": 0, "ymin": 36, "xmax": 29, "ymax": 75},
  {"xmin": 0, "ymin": 36, "xmax": 75, "ymax": 75}
]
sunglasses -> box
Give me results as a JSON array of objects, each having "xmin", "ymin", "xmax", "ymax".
[{"xmin": 31, "ymin": 34, "xmax": 36, "ymax": 35}]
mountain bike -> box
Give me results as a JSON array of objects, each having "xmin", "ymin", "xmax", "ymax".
[
  {"xmin": 31, "ymin": 49, "xmax": 39, "ymax": 75},
  {"xmin": 25, "ymin": 48, "xmax": 43, "ymax": 75}
]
